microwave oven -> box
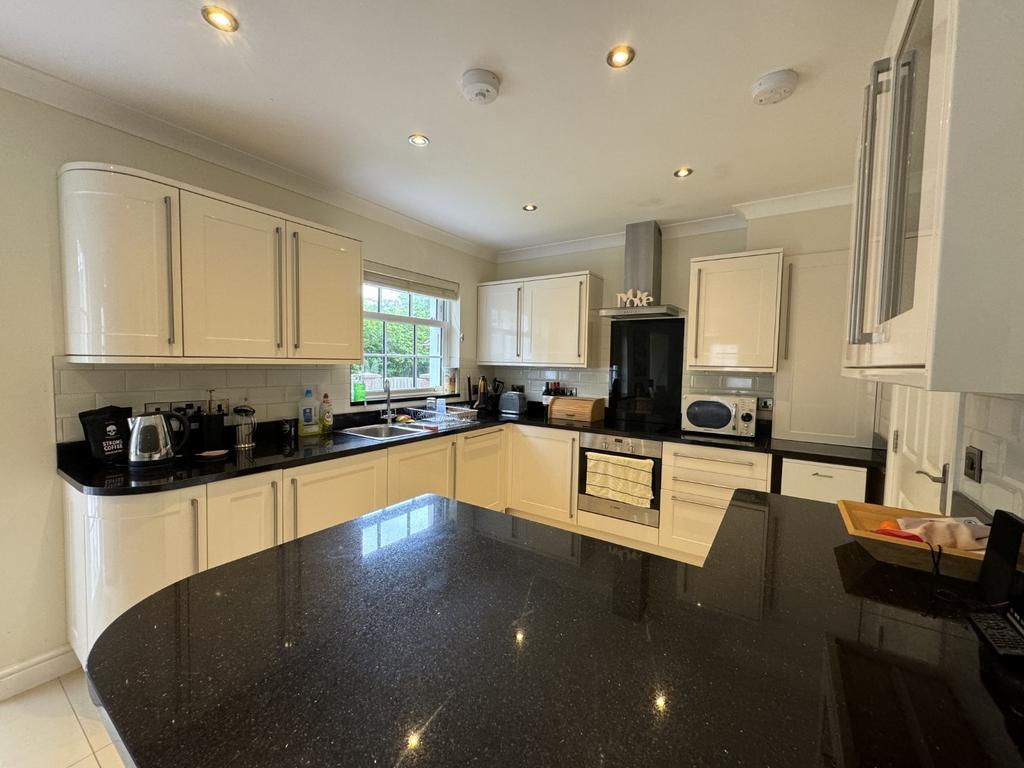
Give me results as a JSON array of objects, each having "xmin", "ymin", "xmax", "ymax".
[{"xmin": 682, "ymin": 394, "xmax": 757, "ymax": 438}]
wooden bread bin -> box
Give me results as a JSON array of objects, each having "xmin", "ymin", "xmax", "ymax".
[
  {"xmin": 837, "ymin": 500, "xmax": 985, "ymax": 581},
  {"xmin": 548, "ymin": 396, "xmax": 605, "ymax": 422}
]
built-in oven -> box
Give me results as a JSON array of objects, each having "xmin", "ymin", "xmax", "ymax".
[
  {"xmin": 682, "ymin": 394, "xmax": 757, "ymax": 438},
  {"xmin": 577, "ymin": 433, "xmax": 662, "ymax": 528}
]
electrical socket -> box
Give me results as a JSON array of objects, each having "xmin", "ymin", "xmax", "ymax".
[
  {"xmin": 964, "ymin": 445, "xmax": 983, "ymax": 483},
  {"xmin": 758, "ymin": 398, "xmax": 774, "ymax": 410}
]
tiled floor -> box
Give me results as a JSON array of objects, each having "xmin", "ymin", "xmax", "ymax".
[{"xmin": 0, "ymin": 671, "xmax": 126, "ymax": 768}]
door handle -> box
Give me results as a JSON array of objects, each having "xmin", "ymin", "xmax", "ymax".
[
  {"xmin": 782, "ymin": 262, "xmax": 794, "ymax": 360},
  {"xmin": 515, "ymin": 286, "xmax": 522, "ymax": 358},
  {"xmin": 271, "ymin": 480, "xmax": 280, "ymax": 543},
  {"xmin": 915, "ymin": 463, "xmax": 949, "ymax": 515},
  {"xmin": 191, "ymin": 498, "xmax": 200, "ymax": 571},
  {"xmin": 692, "ymin": 268, "xmax": 702, "ymax": 360},
  {"xmin": 577, "ymin": 279, "xmax": 584, "ymax": 358},
  {"xmin": 292, "ymin": 231, "xmax": 301, "ymax": 350},
  {"xmin": 164, "ymin": 195, "xmax": 175, "ymax": 346},
  {"xmin": 275, "ymin": 227, "xmax": 283, "ymax": 348}
]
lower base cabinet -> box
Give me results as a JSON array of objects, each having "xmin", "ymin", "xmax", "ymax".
[
  {"xmin": 455, "ymin": 427, "xmax": 507, "ymax": 511},
  {"xmin": 284, "ymin": 452, "xmax": 389, "ymax": 539},
  {"xmin": 387, "ymin": 437, "xmax": 457, "ymax": 505},
  {"xmin": 781, "ymin": 458, "xmax": 867, "ymax": 504},
  {"xmin": 507, "ymin": 424, "xmax": 579, "ymax": 523},
  {"xmin": 65, "ymin": 485, "xmax": 207, "ymax": 661},
  {"xmin": 206, "ymin": 471, "xmax": 283, "ymax": 567}
]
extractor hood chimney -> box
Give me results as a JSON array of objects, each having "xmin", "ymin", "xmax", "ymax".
[{"xmin": 598, "ymin": 220, "xmax": 681, "ymax": 319}]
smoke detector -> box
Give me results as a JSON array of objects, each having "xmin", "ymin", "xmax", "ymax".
[
  {"xmin": 751, "ymin": 69, "xmax": 798, "ymax": 105},
  {"xmin": 461, "ymin": 69, "xmax": 501, "ymax": 105}
]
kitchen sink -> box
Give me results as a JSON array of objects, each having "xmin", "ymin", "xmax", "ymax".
[{"xmin": 340, "ymin": 424, "xmax": 433, "ymax": 441}]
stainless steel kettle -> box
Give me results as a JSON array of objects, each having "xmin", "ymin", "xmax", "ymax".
[{"xmin": 128, "ymin": 412, "xmax": 189, "ymax": 465}]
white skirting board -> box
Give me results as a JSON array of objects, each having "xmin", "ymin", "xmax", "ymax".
[{"xmin": 0, "ymin": 644, "xmax": 81, "ymax": 702}]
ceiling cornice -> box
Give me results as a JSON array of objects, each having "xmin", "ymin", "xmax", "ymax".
[
  {"xmin": 733, "ymin": 185, "xmax": 853, "ymax": 220},
  {"xmin": 0, "ymin": 55, "xmax": 496, "ymax": 262}
]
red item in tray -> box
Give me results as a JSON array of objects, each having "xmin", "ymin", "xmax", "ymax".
[{"xmin": 873, "ymin": 528, "xmax": 926, "ymax": 543}]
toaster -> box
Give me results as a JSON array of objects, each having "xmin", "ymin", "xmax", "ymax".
[{"xmin": 499, "ymin": 391, "xmax": 528, "ymax": 416}]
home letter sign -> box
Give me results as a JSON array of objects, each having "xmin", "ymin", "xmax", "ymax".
[{"xmin": 616, "ymin": 289, "xmax": 654, "ymax": 308}]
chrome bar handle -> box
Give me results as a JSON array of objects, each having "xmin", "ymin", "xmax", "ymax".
[
  {"xmin": 271, "ymin": 480, "xmax": 279, "ymax": 542},
  {"xmin": 191, "ymin": 497, "xmax": 200, "ymax": 570},
  {"xmin": 164, "ymin": 195, "xmax": 175, "ymax": 345},
  {"xmin": 672, "ymin": 477, "xmax": 736, "ymax": 491},
  {"xmin": 915, "ymin": 463, "xmax": 949, "ymax": 515},
  {"xmin": 291, "ymin": 478, "xmax": 299, "ymax": 538},
  {"xmin": 782, "ymin": 262, "xmax": 794, "ymax": 360},
  {"xmin": 576, "ymin": 280, "xmax": 584, "ymax": 358},
  {"xmin": 692, "ymin": 268, "xmax": 702, "ymax": 360},
  {"xmin": 673, "ymin": 452, "xmax": 754, "ymax": 468},
  {"xmin": 515, "ymin": 286, "xmax": 522, "ymax": 357},
  {"xmin": 275, "ymin": 227, "xmax": 283, "ymax": 348},
  {"xmin": 292, "ymin": 231, "xmax": 301, "ymax": 350},
  {"xmin": 671, "ymin": 495, "xmax": 724, "ymax": 511},
  {"xmin": 811, "ymin": 472, "xmax": 834, "ymax": 479}
]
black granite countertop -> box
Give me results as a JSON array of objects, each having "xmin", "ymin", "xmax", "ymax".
[
  {"xmin": 88, "ymin": 492, "xmax": 1022, "ymax": 767},
  {"xmin": 58, "ymin": 414, "xmax": 884, "ymax": 496}
]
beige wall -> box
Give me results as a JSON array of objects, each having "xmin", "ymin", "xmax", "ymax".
[{"xmin": 0, "ymin": 86, "xmax": 495, "ymax": 687}]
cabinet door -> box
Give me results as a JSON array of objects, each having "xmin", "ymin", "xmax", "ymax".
[
  {"xmin": 658, "ymin": 491, "xmax": 726, "ymax": 561},
  {"xmin": 781, "ymin": 459, "xmax": 866, "ymax": 504},
  {"xmin": 523, "ymin": 275, "xmax": 589, "ymax": 366},
  {"xmin": 456, "ymin": 427, "xmax": 507, "ymax": 511},
  {"xmin": 84, "ymin": 488, "xmax": 206, "ymax": 649},
  {"xmin": 477, "ymin": 282, "xmax": 524, "ymax": 364},
  {"xmin": 206, "ymin": 471, "xmax": 284, "ymax": 568},
  {"xmin": 60, "ymin": 170, "xmax": 183, "ymax": 356},
  {"xmin": 773, "ymin": 252, "xmax": 877, "ymax": 446},
  {"xmin": 284, "ymin": 452, "xmax": 388, "ymax": 539},
  {"xmin": 180, "ymin": 193, "xmax": 287, "ymax": 358},
  {"xmin": 688, "ymin": 251, "xmax": 782, "ymax": 370},
  {"xmin": 286, "ymin": 222, "xmax": 362, "ymax": 361},
  {"xmin": 507, "ymin": 425, "xmax": 578, "ymax": 522},
  {"xmin": 387, "ymin": 438, "xmax": 457, "ymax": 505}
]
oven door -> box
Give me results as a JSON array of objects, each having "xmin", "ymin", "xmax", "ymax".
[{"xmin": 577, "ymin": 437, "xmax": 661, "ymax": 528}]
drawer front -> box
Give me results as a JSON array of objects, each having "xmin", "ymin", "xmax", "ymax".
[
  {"xmin": 659, "ymin": 490, "xmax": 728, "ymax": 550},
  {"xmin": 781, "ymin": 459, "xmax": 866, "ymax": 504},
  {"xmin": 663, "ymin": 468, "xmax": 768, "ymax": 501},
  {"xmin": 577, "ymin": 510, "xmax": 659, "ymax": 546},
  {"xmin": 663, "ymin": 444, "xmax": 770, "ymax": 481}
]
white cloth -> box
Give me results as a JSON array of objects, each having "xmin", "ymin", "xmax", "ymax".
[
  {"xmin": 898, "ymin": 516, "xmax": 989, "ymax": 551},
  {"xmin": 585, "ymin": 452, "xmax": 655, "ymax": 508}
]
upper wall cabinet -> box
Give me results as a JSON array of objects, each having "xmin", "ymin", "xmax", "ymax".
[
  {"xmin": 477, "ymin": 272, "xmax": 602, "ymax": 367},
  {"xmin": 61, "ymin": 170, "xmax": 184, "ymax": 357},
  {"xmin": 843, "ymin": 0, "xmax": 1024, "ymax": 393},
  {"xmin": 687, "ymin": 249, "xmax": 783, "ymax": 372},
  {"xmin": 59, "ymin": 164, "xmax": 363, "ymax": 364}
]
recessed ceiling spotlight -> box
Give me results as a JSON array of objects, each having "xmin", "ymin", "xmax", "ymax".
[
  {"xmin": 408, "ymin": 133, "xmax": 430, "ymax": 147},
  {"xmin": 522, "ymin": 203, "xmax": 538, "ymax": 212},
  {"xmin": 201, "ymin": 6, "xmax": 239, "ymax": 32},
  {"xmin": 673, "ymin": 166, "xmax": 694, "ymax": 178},
  {"xmin": 606, "ymin": 45, "xmax": 635, "ymax": 69}
]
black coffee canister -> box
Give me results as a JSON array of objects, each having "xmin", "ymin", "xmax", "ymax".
[{"xmin": 79, "ymin": 405, "xmax": 132, "ymax": 464}]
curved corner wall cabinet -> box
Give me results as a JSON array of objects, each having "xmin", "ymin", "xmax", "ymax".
[
  {"xmin": 59, "ymin": 164, "xmax": 363, "ymax": 364},
  {"xmin": 477, "ymin": 272, "xmax": 603, "ymax": 367},
  {"xmin": 842, "ymin": 0, "xmax": 1024, "ymax": 392}
]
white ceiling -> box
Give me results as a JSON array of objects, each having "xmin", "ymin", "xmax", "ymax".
[{"xmin": 0, "ymin": 0, "xmax": 895, "ymax": 253}]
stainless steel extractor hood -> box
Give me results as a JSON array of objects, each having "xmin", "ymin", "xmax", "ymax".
[{"xmin": 598, "ymin": 220, "xmax": 682, "ymax": 319}]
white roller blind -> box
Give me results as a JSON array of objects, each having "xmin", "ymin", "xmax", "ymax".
[{"xmin": 363, "ymin": 260, "xmax": 459, "ymax": 300}]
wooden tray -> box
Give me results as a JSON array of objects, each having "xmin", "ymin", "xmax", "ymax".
[
  {"xmin": 837, "ymin": 500, "xmax": 984, "ymax": 581},
  {"xmin": 548, "ymin": 396, "xmax": 605, "ymax": 422}
]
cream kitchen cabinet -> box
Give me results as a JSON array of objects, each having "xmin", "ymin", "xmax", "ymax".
[
  {"xmin": 284, "ymin": 452, "xmax": 389, "ymax": 539},
  {"xmin": 773, "ymin": 251, "xmax": 877, "ymax": 447},
  {"xmin": 64, "ymin": 484, "xmax": 207, "ymax": 661},
  {"xmin": 842, "ymin": 0, "xmax": 1024, "ymax": 393},
  {"xmin": 60, "ymin": 167, "xmax": 183, "ymax": 357},
  {"xmin": 206, "ymin": 470, "xmax": 284, "ymax": 568},
  {"xmin": 507, "ymin": 425, "xmax": 579, "ymax": 523},
  {"xmin": 781, "ymin": 459, "xmax": 866, "ymax": 504},
  {"xmin": 477, "ymin": 272, "xmax": 602, "ymax": 368},
  {"xmin": 180, "ymin": 192, "xmax": 288, "ymax": 359},
  {"xmin": 687, "ymin": 249, "xmax": 783, "ymax": 371},
  {"xmin": 59, "ymin": 163, "xmax": 363, "ymax": 364},
  {"xmin": 455, "ymin": 426, "xmax": 507, "ymax": 511},
  {"xmin": 387, "ymin": 437, "xmax": 457, "ymax": 505}
]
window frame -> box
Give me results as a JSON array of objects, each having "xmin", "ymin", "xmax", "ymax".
[{"xmin": 356, "ymin": 284, "xmax": 451, "ymax": 401}]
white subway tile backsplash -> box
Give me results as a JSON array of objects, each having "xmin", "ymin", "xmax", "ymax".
[
  {"xmin": 60, "ymin": 369, "xmax": 126, "ymax": 394},
  {"xmin": 267, "ymin": 369, "xmax": 302, "ymax": 387},
  {"xmin": 125, "ymin": 371, "xmax": 181, "ymax": 391},
  {"xmin": 959, "ymin": 393, "xmax": 1024, "ymax": 517},
  {"xmin": 226, "ymin": 370, "xmax": 268, "ymax": 388},
  {"xmin": 179, "ymin": 370, "xmax": 229, "ymax": 389},
  {"xmin": 55, "ymin": 393, "xmax": 98, "ymax": 418}
]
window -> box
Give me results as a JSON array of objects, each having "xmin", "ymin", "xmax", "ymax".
[{"xmin": 353, "ymin": 284, "xmax": 450, "ymax": 399}]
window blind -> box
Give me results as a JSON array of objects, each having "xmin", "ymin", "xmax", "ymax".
[{"xmin": 363, "ymin": 261, "xmax": 460, "ymax": 301}]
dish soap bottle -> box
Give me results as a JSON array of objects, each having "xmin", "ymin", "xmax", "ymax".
[
  {"xmin": 297, "ymin": 388, "xmax": 319, "ymax": 437},
  {"xmin": 319, "ymin": 393, "xmax": 333, "ymax": 434}
]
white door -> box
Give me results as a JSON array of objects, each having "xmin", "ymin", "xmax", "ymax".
[
  {"xmin": 773, "ymin": 251, "xmax": 877, "ymax": 446},
  {"xmin": 180, "ymin": 192, "xmax": 287, "ymax": 358},
  {"xmin": 286, "ymin": 222, "xmax": 362, "ymax": 361},
  {"xmin": 206, "ymin": 471, "xmax": 283, "ymax": 568},
  {"xmin": 477, "ymin": 282, "xmax": 524, "ymax": 364},
  {"xmin": 387, "ymin": 438, "xmax": 457, "ymax": 505},
  {"xmin": 284, "ymin": 452, "xmax": 388, "ymax": 539},
  {"xmin": 885, "ymin": 385, "xmax": 960, "ymax": 513},
  {"xmin": 456, "ymin": 427, "xmax": 507, "ymax": 511},
  {"xmin": 84, "ymin": 487, "xmax": 205, "ymax": 648},
  {"xmin": 523, "ymin": 275, "xmax": 588, "ymax": 366},
  {"xmin": 60, "ymin": 170, "xmax": 183, "ymax": 357},
  {"xmin": 688, "ymin": 250, "xmax": 782, "ymax": 370},
  {"xmin": 507, "ymin": 425, "xmax": 578, "ymax": 522}
]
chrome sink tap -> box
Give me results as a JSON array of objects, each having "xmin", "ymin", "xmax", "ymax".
[{"xmin": 381, "ymin": 379, "xmax": 395, "ymax": 425}]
